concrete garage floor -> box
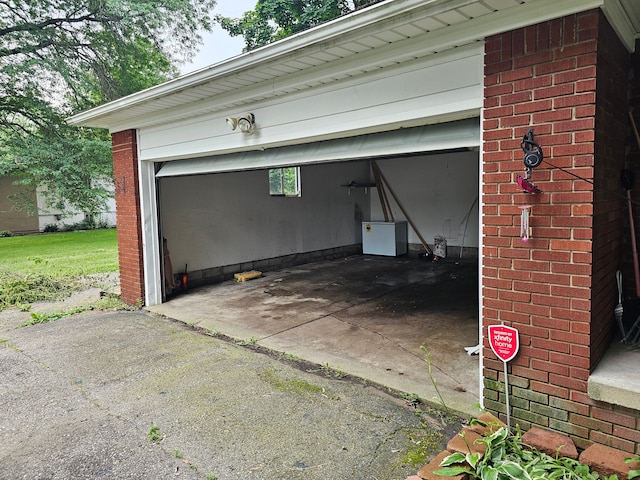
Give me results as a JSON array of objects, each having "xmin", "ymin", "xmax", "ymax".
[{"xmin": 148, "ymin": 255, "xmax": 480, "ymax": 416}]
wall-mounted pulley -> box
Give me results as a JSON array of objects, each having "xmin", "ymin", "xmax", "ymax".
[
  {"xmin": 521, "ymin": 128, "xmax": 543, "ymax": 176},
  {"xmin": 516, "ymin": 128, "xmax": 543, "ymax": 194}
]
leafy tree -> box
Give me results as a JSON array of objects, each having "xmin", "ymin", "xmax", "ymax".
[
  {"xmin": 0, "ymin": 126, "xmax": 113, "ymax": 217},
  {"xmin": 0, "ymin": 0, "xmax": 216, "ymax": 217},
  {"xmin": 216, "ymin": 0, "xmax": 383, "ymax": 52}
]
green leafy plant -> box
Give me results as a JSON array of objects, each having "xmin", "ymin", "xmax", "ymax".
[
  {"xmin": 234, "ymin": 336, "xmax": 258, "ymax": 346},
  {"xmin": 216, "ymin": 0, "xmax": 384, "ymax": 52},
  {"xmin": 436, "ymin": 423, "xmax": 623, "ymax": 480},
  {"xmin": 400, "ymin": 392, "xmax": 421, "ymax": 408},
  {"xmin": 626, "ymin": 457, "xmax": 640, "ymax": 479},
  {"xmin": 147, "ymin": 423, "xmax": 163, "ymax": 443},
  {"xmin": 0, "ymin": 230, "xmax": 13, "ymax": 237},
  {"xmin": 21, "ymin": 306, "xmax": 91, "ymax": 326},
  {"xmin": 17, "ymin": 303, "xmax": 31, "ymax": 312},
  {"xmin": 280, "ymin": 352, "xmax": 299, "ymax": 361},
  {"xmin": 17, "ymin": 295, "xmax": 136, "ymax": 327}
]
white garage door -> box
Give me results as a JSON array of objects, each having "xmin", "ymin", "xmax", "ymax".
[{"xmin": 155, "ymin": 118, "xmax": 479, "ymax": 178}]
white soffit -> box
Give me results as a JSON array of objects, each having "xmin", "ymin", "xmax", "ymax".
[
  {"xmin": 155, "ymin": 118, "xmax": 480, "ymax": 178},
  {"xmin": 603, "ymin": 0, "xmax": 640, "ymax": 52}
]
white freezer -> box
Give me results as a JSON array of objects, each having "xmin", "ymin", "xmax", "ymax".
[{"xmin": 362, "ymin": 221, "xmax": 408, "ymax": 256}]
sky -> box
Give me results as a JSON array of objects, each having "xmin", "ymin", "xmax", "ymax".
[{"xmin": 180, "ymin": 0, "xmax": 257, "ymax": 75}]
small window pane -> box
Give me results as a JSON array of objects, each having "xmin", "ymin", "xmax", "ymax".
[
  {"xmin": 283, "ymin": 167, "xmax": 298, "ymax": 195},
  {"xmin": 269, "ymin": 169, "xmax": 283, "ymax": 195},
  {"xmin": 269, "ymin": 167, "xmax": 300, "ymax": 196}
]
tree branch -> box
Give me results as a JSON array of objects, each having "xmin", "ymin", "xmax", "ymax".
[{"xmin": 0, "ymin": 12, "xmax": 119, "ymax": 37}]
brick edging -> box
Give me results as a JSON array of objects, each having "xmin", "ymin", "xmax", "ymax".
[{"xmin": 409, "ymin": 413, "xmax": 639, "ymax": 480}]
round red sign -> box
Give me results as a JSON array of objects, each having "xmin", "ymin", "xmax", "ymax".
[{"xmin": 488, "ymin": 324, "xmax": 520, "ymax": 363}]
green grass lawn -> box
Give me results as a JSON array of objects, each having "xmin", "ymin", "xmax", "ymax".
[
  {"xmin": 0, "ymin": 228, "xmax": 129, "ymax": 312},
  {"xmin": 0, "ymin": 228, "xmax": 118, "ymax": 278}
]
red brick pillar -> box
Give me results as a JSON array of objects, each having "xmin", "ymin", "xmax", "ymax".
[
  {"xmin": 482, "ymin": 10, "xmax": 630, "ymax": 449},
  {"xmin": 112, "ymin": 130, "xmax": 145, "ymax": 306}
]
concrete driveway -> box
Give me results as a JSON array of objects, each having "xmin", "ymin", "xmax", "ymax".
[{"xmin": 0, "ymin": 302, "xmax": 462, "ymax": 479}]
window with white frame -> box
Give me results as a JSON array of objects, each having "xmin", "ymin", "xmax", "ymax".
[{"xmin": 269, "ymin": 167, "xmax": 300, "ymax": 196}]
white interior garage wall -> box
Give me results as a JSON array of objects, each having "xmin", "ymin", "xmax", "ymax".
[
  {"xmin": 373, "ymin": 151, "xmax": 479, "ymax": 251},
  {"xmin": 159, "ymin": 150, "xmax": 478, "ymax": 277},
  {"xmin": 160, "ymin": 160, "xmax": 370, "ymax": 272}
]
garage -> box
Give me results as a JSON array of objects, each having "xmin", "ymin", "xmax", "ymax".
[
  {"xmin": 149, "ymin": 125, "xmax": 481, "ymax": 413},
  {"xmin": 69, "ymin": 0, "xmax": 485, "ymax": 411},
  {"xmin": 69, "ymin": 0, "xmax": 640, "ymax": 447}
]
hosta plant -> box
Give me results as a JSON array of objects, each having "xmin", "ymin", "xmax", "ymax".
[{"xmin": 435, "ymin": 422, "xmax": 628, "ymax": 480}]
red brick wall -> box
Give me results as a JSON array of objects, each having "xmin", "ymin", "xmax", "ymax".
[
  {"xmin": 112, "ymin": 129, "xmax": 145, "ymax": 306},
  {"xmin": 591, "ymin": 15, "xmax": 629, "ymax": 367},
  {"xmin": 482, "ymin": 10, "xmax": 638, "ymax": 453}
]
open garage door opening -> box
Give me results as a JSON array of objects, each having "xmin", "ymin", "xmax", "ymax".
[
  {"xmin": 149, "ymin": 144, "xmax": 481, "ymax": 415},
  {"xmin": 154, "ymin": 120, "xmax": 480, "ymax": 295}
]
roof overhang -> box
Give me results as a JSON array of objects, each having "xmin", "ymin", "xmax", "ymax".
[{"xmin": 68, "ymin": 0, "xmax": 640, "ymax": 132}]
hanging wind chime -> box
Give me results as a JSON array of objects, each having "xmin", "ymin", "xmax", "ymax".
[
  {"xmin": 516, "ymin": 129, "xmax": 543, "ymax": 242},
  {"xmin": 519, "ymin": 205, "xmax": 531, "ymax": 242}
]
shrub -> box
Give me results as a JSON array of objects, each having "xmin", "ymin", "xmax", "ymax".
[
  {"xmin": 436, "ymin": 422, "xmax": 629, "ymax": 480},
  {"xmin": 95, "ymin": 218, "xmax": 111, "ymax": 229}
]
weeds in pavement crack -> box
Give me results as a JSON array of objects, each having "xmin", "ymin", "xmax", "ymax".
[
  {"xmin": 147, "ymin": 423, "xmax": 163, "ymax": 443},
  {"xmin": 420, "ymin": 345, "xmax": 448, "ymax": 413}
]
